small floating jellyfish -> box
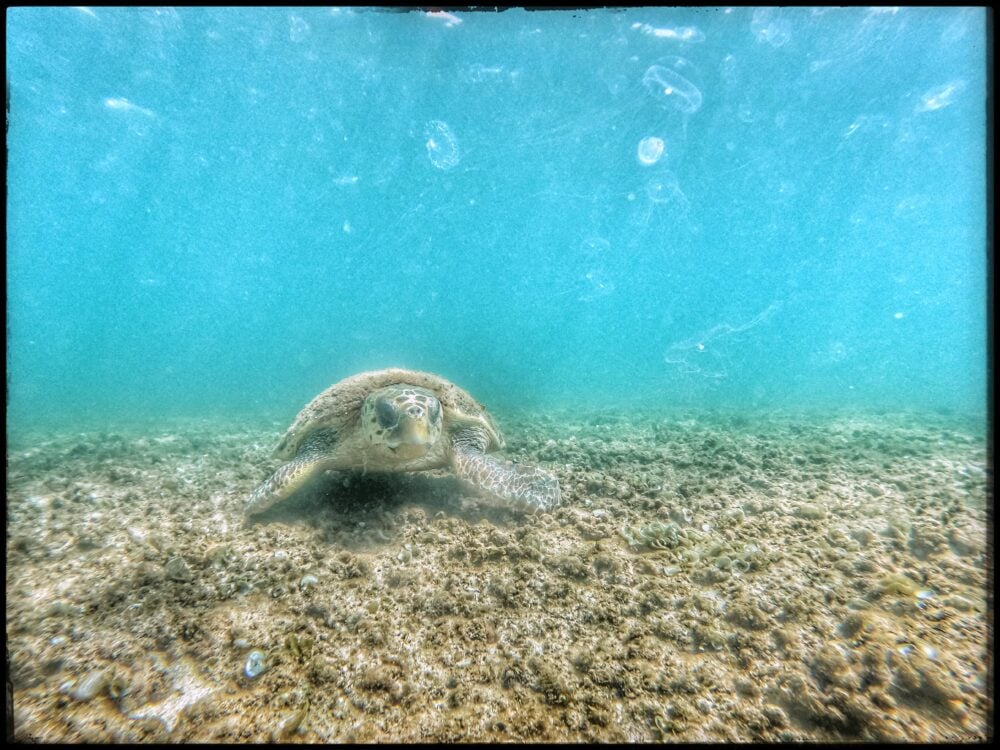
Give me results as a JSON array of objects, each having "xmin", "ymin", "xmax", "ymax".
[
  {"xmin": 637, "ymin": 136, "xmax": 665, "ymax": 165},
  {"xmin": 751, "ymin": 8, "xmax": 792, "ymax": 47},
  {"xmin": 642, "ymin": 59, "xmax": 703, "ymax": 114},
  {"xmin": 646, "ymin": 171, "xmax": 687, "ymax": 206},
  {"xmin": 915, "ymin": 80, "xmax": 966, "ymax": 113},
  {"xmin": 424, "ymin": 120, "xmax": 460, "ymax": 170}
]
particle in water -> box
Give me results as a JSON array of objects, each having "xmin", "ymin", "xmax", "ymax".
[
  {"xmin": 637, "ymin": 136, "xmax": 665, "ymax": 166},
  {"xmin": 424, "ymin": 120, "xmax": 460, "ymax": 170},
  {"xmin": 827, "ymin": 341, "xmax": 848, "ymax": 362},
  {"xmin": 894, "ymin": 311, "xmax": 905, "ymax": 320},
  {"xmin": 642, "ymin": 61, "xmax": 703, "ymax": 114}
]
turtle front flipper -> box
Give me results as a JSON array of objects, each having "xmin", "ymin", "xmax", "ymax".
[
  {"xmin": 451, "ymin": 437, "xmax": 561, "ymax": 512},
  {"xmin": 245, "ymin": 429, "xmax": 337, "ymax": 517}
]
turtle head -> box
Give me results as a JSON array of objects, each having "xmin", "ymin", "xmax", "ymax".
[{"xmin": 362, "ymin": 385, "xmax": 443, "ymax": 459}]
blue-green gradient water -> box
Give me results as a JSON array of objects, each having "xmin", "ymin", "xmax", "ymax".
[{"xmin": 6, "ymin": 7, "xmax": 988, "ymax": 427}]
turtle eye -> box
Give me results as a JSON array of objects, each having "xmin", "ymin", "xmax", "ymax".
[{"xmin": 375, "ymin": 398, "xmax": 399, "ymax": 429}]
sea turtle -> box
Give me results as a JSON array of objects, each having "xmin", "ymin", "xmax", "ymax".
[{"xmin": 245, "ymin": 368, "xmax": 561, "ymax": 517}]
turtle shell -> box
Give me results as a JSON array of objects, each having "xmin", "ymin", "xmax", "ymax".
[{"xmin": 272, "ymin": 368, "xmax": 504, "ymax": 460}]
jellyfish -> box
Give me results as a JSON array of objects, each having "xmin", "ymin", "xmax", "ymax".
[{"xmin": 642, "ymin": 60, "xmax": 703, "ymax": 114}]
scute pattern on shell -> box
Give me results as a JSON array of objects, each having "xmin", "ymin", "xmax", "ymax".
[{"xmin": 273, "ymin": 368, "xmax": 503, "ymax": 460}]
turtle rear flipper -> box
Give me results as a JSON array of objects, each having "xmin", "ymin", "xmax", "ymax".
[
  {"xmin": 245, "ymin": 429, "xmax": 337, "ymax": 517},
  {"xmin": 451, "ymin": 443, "xmax": 561, "ymax": 512}
]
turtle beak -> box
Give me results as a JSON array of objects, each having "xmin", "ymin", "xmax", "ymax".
[
  {"xmin": 398, "ymin": 417, "xmax": 430, "ymax": 445},
  {"xmin": 388, "ymin": 415, "xmax": 432, "ymax": 457}
]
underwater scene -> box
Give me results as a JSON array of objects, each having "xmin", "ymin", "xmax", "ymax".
[{"xmin": 5, "ymin": 6, "xmax": 990, "ymax": 743}]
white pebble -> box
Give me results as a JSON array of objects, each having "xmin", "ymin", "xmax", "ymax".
[{"xmin": 72, "ymin": 670, "xmax": 109, "ymax": 701}]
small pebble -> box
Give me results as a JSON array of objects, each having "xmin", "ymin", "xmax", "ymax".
[
  {"xmin": 164, "ymin": 556, "xmax": 193, "ymax": 582},
  {"xmin": 71, "ymin": 670, "xmax": 109, "ymax": 701},
  {"xmin": 851, "ymin": 528, "xmax": 875, "ymax": 547},
  {"xmin": 299, "ymin": 574, "xmax": 319, "ymax": 589},
  {"xmin": 944, "ymin": 595, "xmax": 975, "ymax": 612},
  {"xmin": 45, "ymin": 600, "xmax": 74, "ymax": 618},
  {"xmin": 796, "ymin": 503, "xmax": 825, "ymax": 520},
  {"xmin": 277, "ymin": 704, "xmax": 308, "ymax": 738},
  {"xmin": 244, "ymin": 650, "xmax": 267, "ymax": 679},
  {"xmin": 126, "ymin": 526, "xmax": 147, "ymax": 546},
  {"xmin": 762, "ymin": 704, "xmax": 787, "ymax": 728}
]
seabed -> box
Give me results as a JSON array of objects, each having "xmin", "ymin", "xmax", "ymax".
[{"xmin": 6, "ymin": 408, "xmax": 989, "ymax": 742}]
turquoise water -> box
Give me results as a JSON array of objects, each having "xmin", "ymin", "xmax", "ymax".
[{"xmin": 6, "ymin": 7, "xmax": 988, "ymax": 426}]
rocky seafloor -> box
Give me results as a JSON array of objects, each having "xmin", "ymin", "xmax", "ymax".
[{"xmin": 6, "ymin": 408, "xmax": 991, "ymax": 742}]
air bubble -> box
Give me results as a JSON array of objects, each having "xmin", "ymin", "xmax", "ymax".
[
  {"xmin": 637, "ymin": 136, "xmax": 665, "ymax": 166},
  {"xmin": 424, "ymin": 120, "xmax": 460, "ymax": 170},
  {"xmin": 642, "ymin": 59, "xmax": 702, "ymax": 114}
]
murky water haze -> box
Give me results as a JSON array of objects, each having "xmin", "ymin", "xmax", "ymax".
[{"xmin": 7, "ymin": 7, "xmax": 987, "ymax": 425}]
